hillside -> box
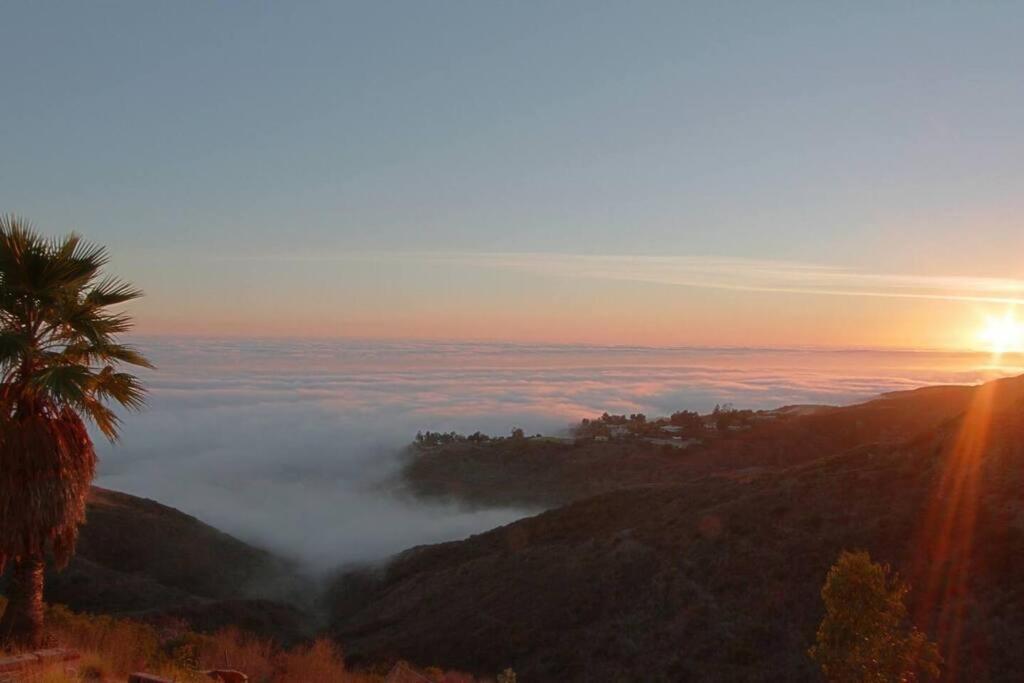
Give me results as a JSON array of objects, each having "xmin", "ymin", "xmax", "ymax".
[
  {"xmin": 334, "ymin": 376, "xmax": 1024, "ymax": 681},
  {"xmin": 400, "ymin": 383, "xmax": 983, "ymax": 509},
  {"xmin": 43, "ymin": 487, "xmax": 313, "ymax": 643}
]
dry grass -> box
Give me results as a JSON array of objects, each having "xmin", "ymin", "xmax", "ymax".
[
  {"xmin": 5, "ymin": 602, "xmax": 489, "ymax": 682},
  {"xmin": 48, "ymin": 605, "xmax": 162, "ymax": 675},
  {"xmin": 41, "ymin": 605, "xmax": 362, "ymax": 683},
  {"xmin": 32, "ymin": 605, "xmax": 484, "ymax": 682},
  {"xmin": 275, "ymin": 639, "xmax": 355, "ymax": 683},
  {"xmin": 36, "ymin": 670, "xmax": 79, "ymax": 683},
  {"xmin": 178, "ymin": 626, "xmax": 278, "ymax": 682}
]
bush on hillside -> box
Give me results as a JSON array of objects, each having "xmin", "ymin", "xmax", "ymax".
[{"xmin": 809, "ymin": 550, "xmax": 941, "ymax": 682}]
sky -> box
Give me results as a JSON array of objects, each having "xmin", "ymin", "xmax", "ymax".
[{"xmin": 3, "ymin": 2, "xmax": 1024, "ymax": 348}]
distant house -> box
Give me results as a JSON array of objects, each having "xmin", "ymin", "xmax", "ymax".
[
  {"xmin": 607, "ymin": 425, "xmax": 629, "ymax": 437},
  {"xmin": 661, "ymin": 425, "xmax": 683, "ymax": 434}
]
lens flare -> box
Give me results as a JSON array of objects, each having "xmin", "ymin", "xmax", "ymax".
[
  {"xmin": 912, "ymin": 379, "xmax": 998, "ymax": 674},
  {"xmin": 978, "ymin": 311, "xmax": 1024, "ymax": 355}
]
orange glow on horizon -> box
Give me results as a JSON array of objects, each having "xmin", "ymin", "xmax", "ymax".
[{"xmin": 130, "ymin": 293, "xmax": 992, "ymax": 351}]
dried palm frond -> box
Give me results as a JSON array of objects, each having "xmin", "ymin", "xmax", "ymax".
[{"xmin": 0, "ymin": 410, "xmax": 96, "ymax": 572}]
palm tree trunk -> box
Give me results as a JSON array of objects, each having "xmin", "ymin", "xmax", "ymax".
[{"xmin": 0, "ymin": 553, "xmax": 46, "ymax": 649}]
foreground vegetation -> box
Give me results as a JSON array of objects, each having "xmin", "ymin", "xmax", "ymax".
[
  {"xmin": 810, "ymin": 551, "xmax": 941, "ymax": 681},
  {"xmin": 0, "ymin": 598, "xmax": 508, "ymax": 683},
  {"xmin": 0, "ymin": 601, "xmax": 348, "ymax": 682},
  {"xmin": 1, "ymin": 553, "xmax": 942, "ymax": 683},
  {"xmin": 0, "ymin": 217, "xmax": 151, "ymax": 647}
]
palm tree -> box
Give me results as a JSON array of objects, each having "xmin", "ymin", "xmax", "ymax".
[{"xmin": 0, "ymin": 216, "xmax": 151, "ymax": 648}]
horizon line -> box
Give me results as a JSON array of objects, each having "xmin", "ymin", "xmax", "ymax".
[{"xmin": 125, "ymin": 331, "xmax": 1022, "ymax": 357}]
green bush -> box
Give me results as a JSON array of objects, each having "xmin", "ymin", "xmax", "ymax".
[{"xmin": 809, "ymin": 550, "xmax": 941, "ymax": 682}]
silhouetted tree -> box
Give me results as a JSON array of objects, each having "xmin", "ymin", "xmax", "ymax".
[
  {"xmin": 0, "ymin": 217, "xmax": 151, "ymax": 648},
  {"xmin": 669, "ymin": 410, "xmax": 703, "ymax": 432}
]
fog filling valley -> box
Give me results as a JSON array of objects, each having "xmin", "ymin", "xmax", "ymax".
[{"xmin": 95, "ymin": 338, "xmax": 1023, "ymax": 573}]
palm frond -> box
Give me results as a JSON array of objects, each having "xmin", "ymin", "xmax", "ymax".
[
  {"xmin": 61, "ymin": 308, "xmax": 135, "ymax": 345},
  {"xmin": 85, "ymin": 276, "xmax": 143, "ymax": 307},
  {"xmin": 77, "ymin": 395, "xmax": 121, "ymax": 441},
  {"xmin": 0, "ymin": 330, "xmax": 29, "ymax": 368},
  {"xmin": 0, "ymin": 412, "xmax": 96, "ymax": 568},
  {"xmin": 41, "ymin": 233, "xmax": 106, "ymax": 290},
  {"xmin": 91, "ymin": 366, "xmax": 147, "ymax": 411},
  {"xmin": 30, "ymin": 365, "xmax": 91, "ymax": 406},
  {"xmin": 61, "ymin": 341, "xmax": 154, "ymax": 370}
]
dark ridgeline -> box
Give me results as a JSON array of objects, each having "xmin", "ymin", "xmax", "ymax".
[{"xmin": 333, "ymin": 376, "xmax": 1024, "ymax": 681}]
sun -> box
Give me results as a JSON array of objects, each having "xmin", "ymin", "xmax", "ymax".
[{"xmin": 978, "ymin": 311, "xmax": 1024, "ymax": 355}]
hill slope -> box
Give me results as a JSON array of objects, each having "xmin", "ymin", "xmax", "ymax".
[
  {"xmin": 400, "ymin": 382, "xmax": 984, "ymax": 508},
  {"xmin": 42, "ymin": 487, "xmax": 313, "ymax": 643},
  {"xmin": 334, "ymin": 376, "xmax": 1024, "ymax": 681}
]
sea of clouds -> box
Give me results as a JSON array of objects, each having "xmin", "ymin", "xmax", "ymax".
[{"xmin": 94, "ymin": 338, "xmax": 1022, "ymax": 572}]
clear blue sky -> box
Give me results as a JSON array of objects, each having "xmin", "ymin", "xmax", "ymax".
[{"xmin": 3, "ymin": 2, "xmax": 1024, "ymax": 346}]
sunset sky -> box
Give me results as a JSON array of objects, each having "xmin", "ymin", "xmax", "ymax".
[{"xmin": 4, "ymin": 3, "xmax": 1024, "ymax": 349}]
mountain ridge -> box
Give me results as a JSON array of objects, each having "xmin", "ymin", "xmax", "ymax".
[{"xmin": 333, "ymin": 375, "xmax": 1024, "ymax": 680}]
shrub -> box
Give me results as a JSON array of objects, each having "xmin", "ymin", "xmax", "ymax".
[
  {"xmin": 192, "ymin": 627, "xmax": 277, "ymax": 682},
  {"xmin": 31, "ymin": 604, "xmax": 477, "ymax": 682},
  {"xmin": 276, "ymin": 638, "xmax": 347, "ymax": 683},
  {"xmin": 809, "ymin": 550, "xmax": 941, "ymax": 682},
  {"xmin": 75, "ymin": 652, "xmax": 112, "ymax": 681},
  {"xmin": 37, "ymin": 670, "xmax": 78, "ymax": 683},
  {"xmin": 47, "ymin": 605, "xmax": 161, "ymax": 675}
]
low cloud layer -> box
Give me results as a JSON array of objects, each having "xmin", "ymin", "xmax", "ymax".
[{"xmin": 96, "ymin": 338, "xmax": 1022, "ymax": 572}]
